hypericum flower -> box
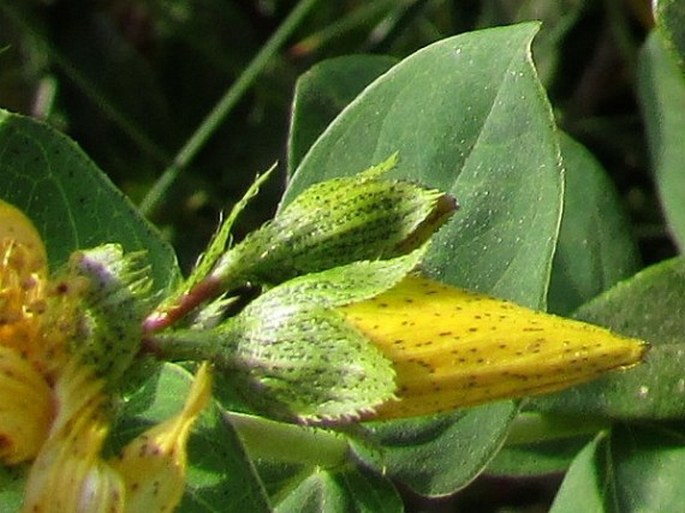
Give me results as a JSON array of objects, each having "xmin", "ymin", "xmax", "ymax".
[{"xmin": 0, "ymin": 199, "xmax": 211, "ymax": 512}]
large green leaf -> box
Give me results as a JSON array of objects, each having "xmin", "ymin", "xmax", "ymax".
[
  {"xmin": 548, "ymin": 134, "xmax": 640, "ymax": 315},
  {"xmin": 287, "ymin": 55, "xmax": 397, "ymax": 176},
  {"xmin": 0, "ymin": 109, "xmax": 179, "ymax": 290},
  {"xmin": 610, "ymin": 423, "xmax": 685, "ymax": 512},
  {"xmin": 548, "ymin": 434, "xmax": 611, "ymax": 513},
  {"xmin": 531, "ymin": 257, "xmax": 685, "ymax": 419},
  {"xmin": 486, "ymin": 410, "xmax": 594, "ymax": 477},
  {"xmin": 284, "ymin": 22, "xmax": 563, "ymax": 309},
  {"xmin": 283, "ymin": 22, "xmax": 562, "ymax": 498},
  {"xmin": 509, "ymin": 1, "xmax": 584, "ymax": 86},
  {"xmin": 486, "ymin": 435, "xmax": 590, "ymax": 477},
  {"xmin": 637, "ymin": 32, "xmax": 685, "ymax": 251},
  {"xmin": 111, "ymin": 363, "xmax": 272, "ymax": 513}
]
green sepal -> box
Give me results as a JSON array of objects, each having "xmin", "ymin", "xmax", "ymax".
[
  {"xmin": 224, "ymin": 304, "xmax": 396, "ymax": 423},
  {"xmin": 67, "ymin": 244, "xmax": 153, "ymax": 386},
  {"xmin": 155, "ymin": 248, "xmax": 425, "ymax": 423},
  {"xmin": 209, "ymin": 154, "xmax": 455, "ymax": 289},
  {"xmin": 182, "ymin": 163, "xmax": 278, "ymax": 293}
]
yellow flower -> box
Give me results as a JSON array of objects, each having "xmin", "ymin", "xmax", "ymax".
[
  {"xmin": 340, "ymin": 275, "xmax": 648, "ymax": 420},
  {"xmin": 0, "ymin": 200, "xmax": 211, "ymax": 512}
]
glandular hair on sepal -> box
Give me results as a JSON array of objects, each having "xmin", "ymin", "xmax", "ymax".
[{"xmin": 65, "ymin": 244, "xmax": 154, "ymax": 385}]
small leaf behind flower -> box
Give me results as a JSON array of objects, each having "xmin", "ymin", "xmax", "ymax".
[{"xmin": 340, "ymin": 275, "xmax": 647, "ymax": 420}]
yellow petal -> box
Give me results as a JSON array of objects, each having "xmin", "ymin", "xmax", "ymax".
[
  {"xmin": 0, "ymin": 346, "xmax": 53, "ymax": 464},
  {"xmin": 22, "ymin": 418, "xmax": 125, "ymax": 513},
  {"xmin": 112, "ymin": 363, "xmax": 212, "ymax": 513},
  {"xmin": 22, "ymin": 360, "xmax": 125, "ymax": 513},
  {"xmin": 339, "ymin": 275, "xmax": 648, "ymax": 419},
  {"xmin": 0, "ymin": 242, "xmax": 46, "ymax": 359},
  {"xmin": 0, "ymin": 200, "xmax": 47, "ymax": 274}
]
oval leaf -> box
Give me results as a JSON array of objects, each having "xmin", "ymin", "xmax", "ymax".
[{"xmin": 0, "ymin": 109, "xmax": 179, "ymax": 291}]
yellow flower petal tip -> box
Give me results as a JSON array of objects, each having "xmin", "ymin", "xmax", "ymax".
[
  {"xmin": 340, "ymin": 275, "xmax": 648, "ymax": 420},
  {"xmin": 112, "ymin": 363, "xmax": 212, "ymax": 513}
]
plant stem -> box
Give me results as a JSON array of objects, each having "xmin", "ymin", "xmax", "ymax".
[
  {"xmin": 139, "ymin": 0, "xmax": 322, "ymax": 217},
  {"xmin": 504, "ymin": 412, "xmax": 611, "ymax": 446},
  {"xmin": 227, "ymin": 412, "xmax": 350, "ymax": 468}
]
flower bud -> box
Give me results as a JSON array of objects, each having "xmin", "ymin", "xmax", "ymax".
[
  {"xmin": 210, "ymin": 155, "xmax": 456, "ymax": 289},
  {"xmin": 339, "ymin": 275, "xmax": 648, "ymax": 419},
  {"xmin": 153, "ymin": 252, "xmax": 423, "ymax": 423}
]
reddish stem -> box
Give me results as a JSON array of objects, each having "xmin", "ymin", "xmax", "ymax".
[{"xmin": 143, "ymin": 277, "xmax": 223, "ymax": 332}]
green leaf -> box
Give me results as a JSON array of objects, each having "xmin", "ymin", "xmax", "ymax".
[
  {"xmin": 284, "ymin": 22, "xmax": 562, "ymax": 309},
  {"xmin": 551, "ymin": 424, "xmax": 685, "ymax": 513},
  {"xmin": 274, "ymin": 465, "xmax": 402, "ymax": 513},
  {"xmin": 549, "ymin": 434, "xmax": 611, "ymax": 513},
  {"xmin": 531, "ymin": 256, "xmax": 685, "ymax": 419},
  {"xmin": 548, "ymin": 134, "xmax": 640, "ymax": 315},
  {"xmin": 637, "ymin": 32, "xmax": 685, "ymax": 251},
  {"xmin": 610, "ymin": 422, "xmax": 685, "ymax": 512},
  {"xmin": 654, "ymin": 0, "xmax": 685, "ymax": 71},
  {"xmin": 0, "ymin": 109, "xmax": 179, "ymax": 291},
  {"xmin": 486, "ymin": 411, "xmax": 611, "ymax": 477},
  {"xmin": 352, "ymin": 401, "xmax": 519, "ymax": 496},
  {"xmin": 509, "ymin": 1, "xmax": 585, "ymax": 86},
  {"xmin": 486, "ymin": 435, "xmax": 590, "ymax": 477},
  {"xmin": 288, "ymin": 55, "xmax": 397, "ymax": 175},
  {"xmin": 111, "ymin": 363, "xmax": 272, "ymax": 513}
]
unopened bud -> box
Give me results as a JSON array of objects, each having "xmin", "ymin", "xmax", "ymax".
[
  {"xmin": 211, "ymin": 154, "xmax": 456, "ymax": 289},
  {"xmin": 153, "ymin": 252, "xmax": 425, "ymax": 423}
]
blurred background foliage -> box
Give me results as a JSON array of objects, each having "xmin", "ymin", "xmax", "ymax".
[{"xmin": 0, "ymin": 0, "xmax": 670, "ymax": 275}]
